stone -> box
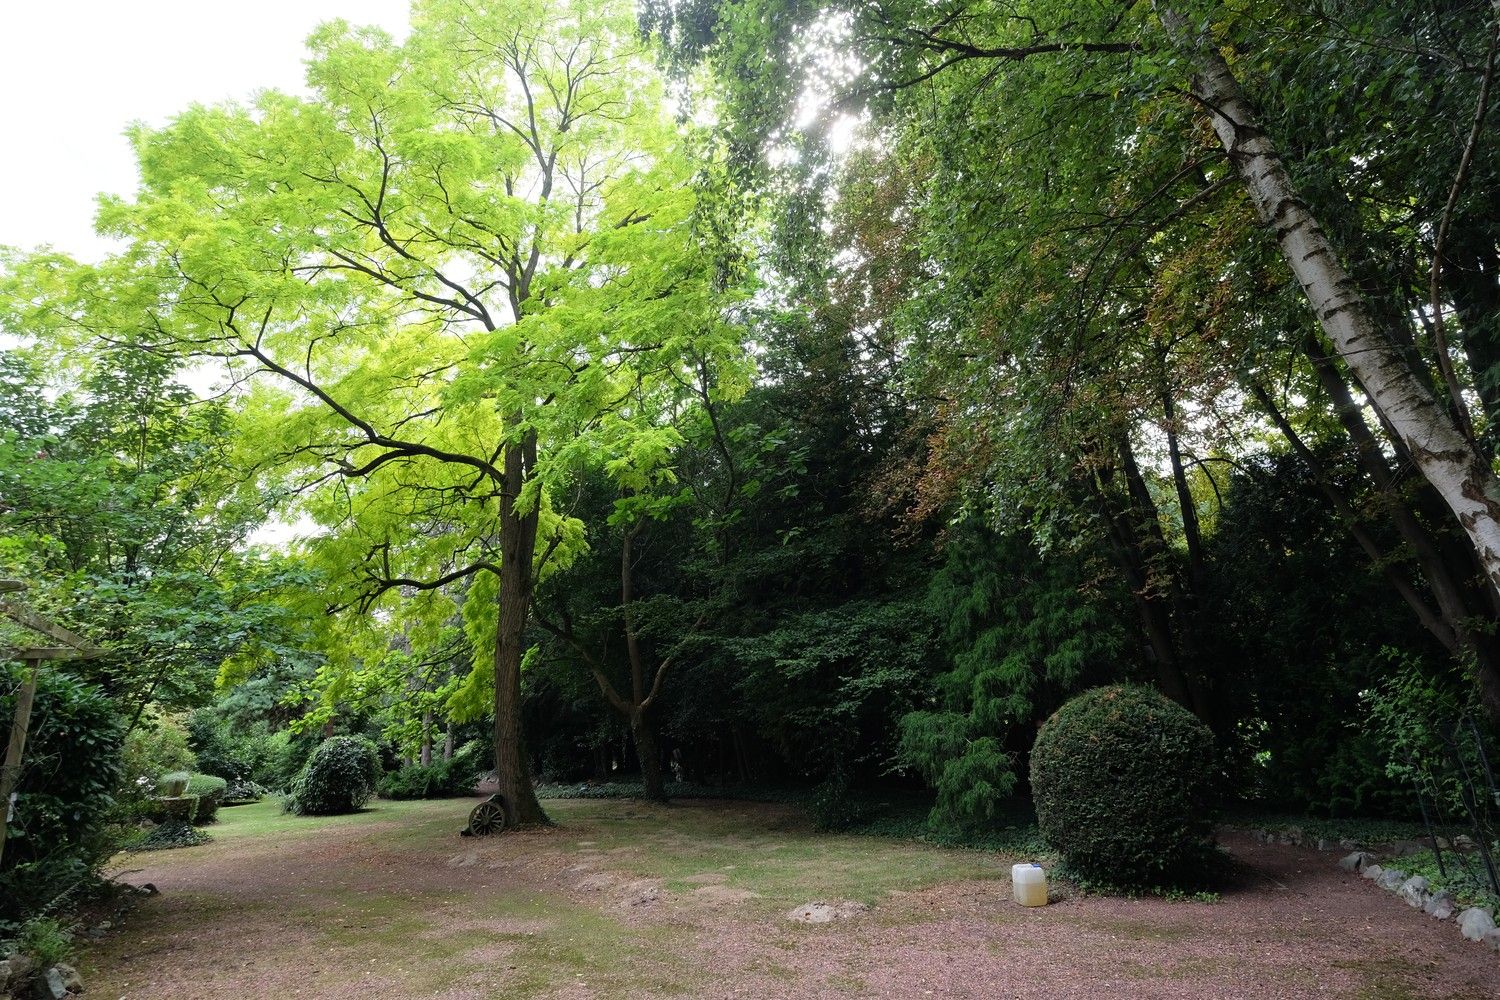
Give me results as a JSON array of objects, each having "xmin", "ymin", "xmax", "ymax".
[
  {"xmin": 1376, "ymin": 868, "xmax": 1407, "ymax": 891},
  {"xmin": 1279, "ymin": 826, "xmax": 1304, "ymax": 846},
  {"xmin": 1316, "ymin": 838, "xmax": 1334, "ymax": 852},
  {"xmin": 1484, "ymin": 927, "xmax": 1500, "ymax": 954},
  {"xmin": 1339, "ymin": 838, "xmax": 1360, "ymax": 851},
  {"xmin": 1453, "ymin": 834, "xmax": 1478, "ymax": 852},
  {"xmin": 1457, "ymin": 907, "xmax": 1497, "ymax": 942},
  {"xmin": 1361, "ymin": 864, "xmax": 1384, "ymax": 880},
  {"xmin": 40, "ymin": 967, "xmax": 67, "ymax": 1000},
  {"xmin": 1387, "ymin": 839, "xmax": 1425, "ymax": 858},
  {"xmin": 1340, "ymin": 851, "xmax": 1376, "ymax": 873},
  {"xmin": 786, "ymin": 900, "xmax": 870, "ymax": 924},
  {"xmin": 53, "ymin": 965, "xmax": 81, "ymax": 994},
  {"xmin": 1398, "ymin": 876, "xmax": 1430, "ymax": 907},
  {"xmin": 1424, "ymin": 890, "xmax": 1457, "ymax": 920},
  {"xmin": 4, "ymin": 954, "xmax": 32, "ymax": 987}
]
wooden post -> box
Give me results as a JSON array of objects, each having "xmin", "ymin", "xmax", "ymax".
[{"xmin": 0, "ymin": 659, "xmax": 41, "ymax": 869}]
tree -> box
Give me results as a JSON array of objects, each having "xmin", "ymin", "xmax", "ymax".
[
  {"xmin": 2, "ymin": 0, "xmax": 746, "ymax": 826},
  {"xmin": 647, "ymin": 0, "xmax": 1500, "ymax": 720}
]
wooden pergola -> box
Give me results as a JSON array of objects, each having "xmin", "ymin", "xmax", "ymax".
[{"xmin": 1, "ymin": 580, "xmax": 107, "ymax": 866}]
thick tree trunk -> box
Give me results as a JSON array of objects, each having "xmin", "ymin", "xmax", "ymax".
[
  {"xmin": 493, "ymin": 426, "xmax": 548, "ymax": 828},
  {"xmin": 632, "ymin": 711, "xmax": 666, "ymax": 802},
  {"xmin": 1161, "ymin": 6, "xmax": 1500, "ymax": 598}
]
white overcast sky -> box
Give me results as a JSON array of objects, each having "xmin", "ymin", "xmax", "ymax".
[{"xmin": 0, "ymin": 1, "xmax": 413, "ymax": 261}]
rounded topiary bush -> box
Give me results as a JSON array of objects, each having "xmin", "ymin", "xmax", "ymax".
[
  {"xmin": 286, "ymin": 736, "xmax": 383, "ymax": 816},
  {"xmin": 185, "ymin": 774, "xmax": 228, "ymax": 823},
  {"xmin": 1030, "ymin": 685, "xmax": 1218, "ymax": 888}
]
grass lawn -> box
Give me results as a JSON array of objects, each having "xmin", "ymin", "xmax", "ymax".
[{"xmin": 84, "ymin": 796, "xmax": 1496, "ymax": 999}]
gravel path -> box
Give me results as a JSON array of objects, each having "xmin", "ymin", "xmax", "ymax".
[{"xmin": 83, "ymin": 803, "xmax": 1497, "ymax": 999}]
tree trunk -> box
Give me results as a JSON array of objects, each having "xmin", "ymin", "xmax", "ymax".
[
  {"xmin": 1160, "ymin": 5, "xmax": 1500, "ymax": 598},
  {"xmin": 493, "ymin": 426, "xmax": 548, "ymax": 828},
  {"xmin": 443, "ymin": 724, "xmax": 454, "ymax": 762},
  {"xmin": 632, "ymin": 711, "xmax": 667, "ymax": 802},
  {"xmin": 420, "ymin": 708, "xmax": 433, "ymax": 767}
]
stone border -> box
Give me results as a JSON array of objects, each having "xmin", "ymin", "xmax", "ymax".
[{"xmin": 1231, "ymin": 826, "xmax": 1498, "ymax": 957}]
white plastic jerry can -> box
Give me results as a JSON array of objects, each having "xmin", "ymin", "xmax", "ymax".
[{"xmin": 1011, "ymin": 862, "xmax": 1048, "ymax": 907}]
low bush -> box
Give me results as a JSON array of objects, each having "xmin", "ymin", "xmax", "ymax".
[
  {"xmin": 377, "ymin": 745, "xmax": 482, "ymax": 800},
  {"xmin": 184, "ymin": 774, "xmax": 228, "ymax": 823},
  {"xmin": 1030, "ymin": 685, "xmax": 1218, "ymax": 889},
  {"xmin": 286, "ymin": 736, "xmax": 382, "ymax": 816},
  {"xmin": 3, "ymin": 916, "xmax": 73, "ymax": 968},
  {"xmin": 130, "ymin": 820, "xmax": 212, "ymax": 852},
  {"xmin": 223, "ymin": 779, "xmax": 266, "ymax": 803}
]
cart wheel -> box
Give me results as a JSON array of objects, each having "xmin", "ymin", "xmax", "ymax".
[{"xmin": 467, "ymin": 798, "xmax": 507, "ymax": 836}]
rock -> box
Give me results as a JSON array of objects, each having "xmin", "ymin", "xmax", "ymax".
[
  {"xmin": 1398, "ymin": 876, "xmax": 1430, "ymax": 907},
  {"xmin": 4, "ymin": 954, "xmax": 32, "ymax": 987},
  {"xmin": 1340, "ymin": 851, "xmax": 1376, "ymax": 873},
  {"xmin": 1316, "ymin": 838, "xmax": 1334, "ymax": 852},
  {"xmin": 40, "ymin": 967, "xmax": 67, "ymax": 1000},
  {"xmin": 1387, "ymin": 839, "xmax": 1425, "ymax": 858},
  {"xmin": 1454, "ymin": 834, "xmax": 1477, "ymax": 852},
  {"xmin": 1339, "ymin": 838, "xmax": 1360, "ymax": 851},
  {"xmin": 1458, "ymin": 907, "xmax": 1497, "ymax": 942},
  {"xmin": 53, "ymin": 964, "xmax": 81, "ymax": 994},
  {"xmin": 1484, "ymin": 927, "xmax": 1500, "ymax": 954},
  {"xmin": 139, "ymin": 883, "xmax": 159, "ymax": 895},
  {"xmin": 1424, "ymin": 890, "xmax": 1457, "ymax": 920},
  {"xmin": 1361, "ymin": 864, "xmax": 1384, "ymax": 880},
  {"xmin": 1435, "ymin": 837, "xmax": 1451, "ymax": 851},
  {"xmin": 1279, "ymin": 826, "xmax": 1304, "ymax": 846},
  {"xmin": 786, "ymin": 900, "xmax": 870, "ymax": 924},
  {"xmin": 1376, "ymin": 868, "xmax": 1407, "ymax": 891}
]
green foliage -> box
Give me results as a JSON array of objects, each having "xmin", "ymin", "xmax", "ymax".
[
  {"xmin": 117, "ymin": 711, "xmax": 196, "ymax": 815},
  {"xmin": 3, "ymin": 917, "xmax": 73, "ymax": 968},
  {"xmin": 130, "ymin": 820, "xmax": 213, "ymax": 852},
  {"xmin": 0, "ymin": 665, "xmax": 125, "ymax": 923},
  {"xmin": 286, "ymin": 736, "xmax": 383, "ymax": 816},
  {"xmin": 1363, "ymin": 651, "xmax": 1498, "ymax": 829},
  {"xmin": 377, "ymin": 746, "xmax": 482, "ymax": 800},
  {"xmin": 184, "ymin": 774, "xmax": 229, "ymax": 824},
  {"xmin": 1030, "ymin": 685, "xmax": 1218, "ymax": 888},
  {"xmin": 898, "ymin": 522, "xmax": 1126, "ymax": 830}
]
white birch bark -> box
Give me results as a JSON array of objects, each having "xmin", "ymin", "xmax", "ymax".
[{"xmin": 1158, "ymin": 5, "xmax": 1500, "ymax": 595}]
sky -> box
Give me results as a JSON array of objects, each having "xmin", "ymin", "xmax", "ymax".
[{"xmin": 0, "ymin": 1, "xmax": 412, "ymax": 261}]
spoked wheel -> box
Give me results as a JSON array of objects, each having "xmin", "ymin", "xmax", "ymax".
[{"xmin": 465, "ymin": 795, "xmax": 507, "ymax": 837}]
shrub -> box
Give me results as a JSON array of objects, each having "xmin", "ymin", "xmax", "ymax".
[
  {"xmin": 184, "ymin": 774, "xmax": 228, "ymax": 824},
  {"xmin": 223, "ymin": 779, "xmax": 266, "ymax": 804},
  {"xmin": 286, "ymin": 736, "xmax": 382, "ymax": 816},
  {"xmin": 0, "ymin": 665, "xmax": 125, "ymax": 923},
  {"xmin": 377, "ymin": 745, "xmax": 482, "ymax": 800},
  {"xmin": 1030, "ymin": 685, "xmax": 1218, "ymax": 888},
  {"xmin": 118, "ymin": 711, "xmax": 197, "ymax": 815}
]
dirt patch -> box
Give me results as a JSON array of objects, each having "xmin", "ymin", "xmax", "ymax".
[{"xmin": 82, "ymin": 801, "xmax": 1497, "ymax": 999}]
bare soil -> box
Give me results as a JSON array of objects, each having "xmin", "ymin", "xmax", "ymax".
[{"xmin": 82, "ymin": 798, "xmax": 1498, "ymax": 999}]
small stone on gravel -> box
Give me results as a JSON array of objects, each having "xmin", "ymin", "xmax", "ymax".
[
  {"xmin": 1339, "ymin": 851, "xmax": 1375, "ymax": 872},
  {"xmin": 787, "ymin": 900, "xmax": 870, "ymax": 924}
]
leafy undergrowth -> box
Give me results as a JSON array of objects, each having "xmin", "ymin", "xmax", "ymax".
[
  {"xmin": 1386, "ymin": 847, "xmax": 1500, "ymax": 913},
  {"xmin": 127, "ymin": 820, "xmax": 213, "ymax": 852}
]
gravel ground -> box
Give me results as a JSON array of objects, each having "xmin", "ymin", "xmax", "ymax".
[{"xmin": 82, "ymin": 802, "xmax": 1497, "ymax": 1000}]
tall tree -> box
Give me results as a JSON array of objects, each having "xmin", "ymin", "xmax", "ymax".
[{"xmin": 2, "ymin": 0, "xmax": 745, "ymax": 826}]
